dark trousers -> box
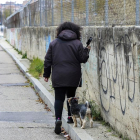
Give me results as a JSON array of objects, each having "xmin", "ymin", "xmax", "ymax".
[{"xmin": 54, "ymin": 87, "xmax": 77, "ymax": 120}]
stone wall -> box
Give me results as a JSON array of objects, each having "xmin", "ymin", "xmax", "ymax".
[{"xmin": 5, "ymin": 26, "xmax": 140, "ymax": 140}]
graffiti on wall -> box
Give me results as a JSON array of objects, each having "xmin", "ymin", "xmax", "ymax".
[
  {"xmin": 45, "ymin": 35, "xmax": 51, "ymax": 52},
  {"xmin": 17, "ymin": 30, "xmax": 22, "ymax": 51},
  {"xmin": 98, "ymin": 30, "xmax": 136, "ymax": 115},
  {"xmin": 10, "ymin": 28, "xmax": 15, "ymax": 46}
]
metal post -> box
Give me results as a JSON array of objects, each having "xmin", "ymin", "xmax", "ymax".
[
  {"xmin": 71, "ymin": 0, "xmax": 74, "ymax": 22},
  {"xmin": 29, "ymin": 5, "xmax": 31, "ymax": 26},
  {"xmin": 33, "ymin": 0, "xmax": 35, "ymax": 26},
  {"xmin": 40, "ymin": 0, "xmax": 42, "ymax": 26},
  {"xmin": 43, "ymin": 0, "xmax": 45, "ymax": 26},
  {"xmin": 15, "ymin": 1, "xmax": 16, "ymax": 12},
  {"xmin": 124, "ymin": 0, "xmax": 126, "ymax": 24},
  {"xmin": 10, "ymin": 0, "xmax": 11, "ymax": 15},
  {"xmin": 52, "ymin": 0, "xmax": 54, "ymax": 26},
  {"xmin": 61, "ymin": 0, "xmax": 63, "ymax": 23},
  {"xmin": 86, "ymin": 0, "xmax": 89, "ymax": 26},
  {"xmin": 45, "ymin": 0, "xmax": 47, "ymax": 26},
  {"xmin": 136, "ymin": 0, "xmax": 140, "ymax": 25},
  {"xmin": 94, "ymin": 0, "xmax": 96, "ymax": 25},
  {"xmin": 94, "ymin": 0, "xmax": 96, "ymax": 14},
  {"xmin": 105, "ymin": 0, "xmax": 108, "ymax": 26}
]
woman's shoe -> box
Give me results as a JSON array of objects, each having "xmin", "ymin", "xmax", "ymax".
[
  {"xmin": 67, "ymin": 116, "xmax": 74, "ymax": 123},
  {"xmin": 54, "ymin": 118, "xmax": 62, "ymax": 134}
]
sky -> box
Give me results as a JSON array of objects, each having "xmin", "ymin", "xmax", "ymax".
[{"xmin": 1, "ymin": 0, "xmax": 25, "ymax": 4}]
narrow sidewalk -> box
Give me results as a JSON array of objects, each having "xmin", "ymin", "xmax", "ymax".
[{"xmin": 0, "ymin": 43, "xmax": 65, "ymax": 140}]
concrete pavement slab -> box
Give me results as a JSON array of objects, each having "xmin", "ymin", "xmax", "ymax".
[
  {"xmin": 0, "ymin": 63, "xmax": 17, "ymax": 68},
  {"xmin": 0, "ymin": 127, "xmax": 65, "ymax": 140},
  {"xmin": 0, "ymin": 100, "xmax": 46, "ymax": 112},
  {"xmin": 0, "ymin": 69, "xmax": 20, "ymax": 75},
  {"xmin": 0, "ymin": 112, "xmax": 55, "ymax": 123},
  {"xmin": 0, "ymin": 86, "xmax": 38, "ymax": 100},
  {"xmin": 0, "ymin": 46, "xmax": 3, "ymax": 51},
  {"xmin": 0, "ymin": 74, "xmax": 27, "ymax": 84},
  {"xmin": 0, "ymin": 51, "xmax": 15, "ymax": 64},
  {"xmin": 0, "ymin": 122, "xmax": 63, "ymax": 140},
  {"xmin": 0, "ymin": 122, "xmax": 53, "ymax": 128}
]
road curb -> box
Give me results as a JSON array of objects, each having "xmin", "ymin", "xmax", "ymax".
[{"xmin": 0, "ymin": 43, "xmax": 94, "ymax": 140}]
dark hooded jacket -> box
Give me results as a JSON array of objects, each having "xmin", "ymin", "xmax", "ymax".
[{"xmin": 43, "ymin": 30, "xmax": 89, "ymax": 87}]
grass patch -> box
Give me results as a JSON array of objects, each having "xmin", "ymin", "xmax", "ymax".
[
  {"xmin": 6, "ymin": 40, "xmax": 9, "ymax": 43},
  {"xmin": 22, "ymin": 52, "xmax": 27, "ymax": 59},
  {"xmin": 111, "ymin": 134, "xmax": 118, "ymax": 137},
  {"xmin": 89, "ymin": 100, "xmax": 103, "ymax": 121},
  {"xmin": 101, "ymin": 121, "xmax": 109, "ymax": 126},
  {"xmin": 107, "ymin": 129, "xmax": 112, "ymax": 132},
  {"xmin": 18, "ymin": 127, "xmax": 24, "ymax": 129},
  {"xmin": 14, "ymin": 48, "xmax": 22, "ymax": 55},
  {"xmin": 30, "ymin": 82, "xmax": 34, "ymax": 88},
  {"xmin": 122, "ymin": 137, "xmax": 130, "ymax": 140},
  {"xmin": 18, "ymin": 51, "xmax": 22, "ymax": 55},
  {"xmin": 28, "ymin": 58, "xmax": 44, "ymax": 79}
]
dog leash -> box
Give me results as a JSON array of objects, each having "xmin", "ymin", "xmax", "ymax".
[{"xmin": 77, "ymin": 37, "xmax": 93, "ymax": 91}]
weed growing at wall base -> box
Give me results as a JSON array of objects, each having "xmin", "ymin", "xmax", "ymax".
[
  {"xmin": 28, "ymin": 58, "xmax": 44, "ymax": 79},
  {"xmin": 14, "ymin": 47, "xmax": 22, "ymax": 55},
  {"xmin": 6, "ymin": 40, "xmax": 9, "ymax": 43},
  {"xmin": 89, "ymin": 100, "xmax": 103, "ymax": 121},
  {"xmin": 22, "ymin": 52, "xmax": 27, "ymax": 59}
]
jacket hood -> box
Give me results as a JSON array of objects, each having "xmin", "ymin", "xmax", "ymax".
[{"xmin": 58, "ymin": 30, "xmax": 77, "ymax": 41}]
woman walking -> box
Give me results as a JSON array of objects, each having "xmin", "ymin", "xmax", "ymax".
[{"xmin": 43, "ymin": 22, "xmax": 90, "ymax": 134}]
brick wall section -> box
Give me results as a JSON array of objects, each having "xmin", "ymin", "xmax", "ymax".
[{"xmin": 5, "ymin": 26, "xmax": 140, "ymax": 140}]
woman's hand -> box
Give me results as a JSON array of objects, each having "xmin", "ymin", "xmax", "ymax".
[
  {"xmin": 87, "ymin": 46, "xmax": 91, "ymax": 50},
  {"xmin": 44, "ymin": 77, "xmax": 49, "ymax": 82}
]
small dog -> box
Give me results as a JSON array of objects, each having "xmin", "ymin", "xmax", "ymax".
[{"xmin": 68, "ymin": 97, "xmax": 93, "ymax": 129}]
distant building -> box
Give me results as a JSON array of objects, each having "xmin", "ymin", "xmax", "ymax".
[
  {"xmin": 0, "ymin": 2, "xmax": 23, "ymax": 13},
  {"xmin": 23, "ymin": 0, "xmax": 29, "ymax": 6},
  {"xmin": 5, "ymin": 2, "xmax": 15, "ymax": 5}
]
